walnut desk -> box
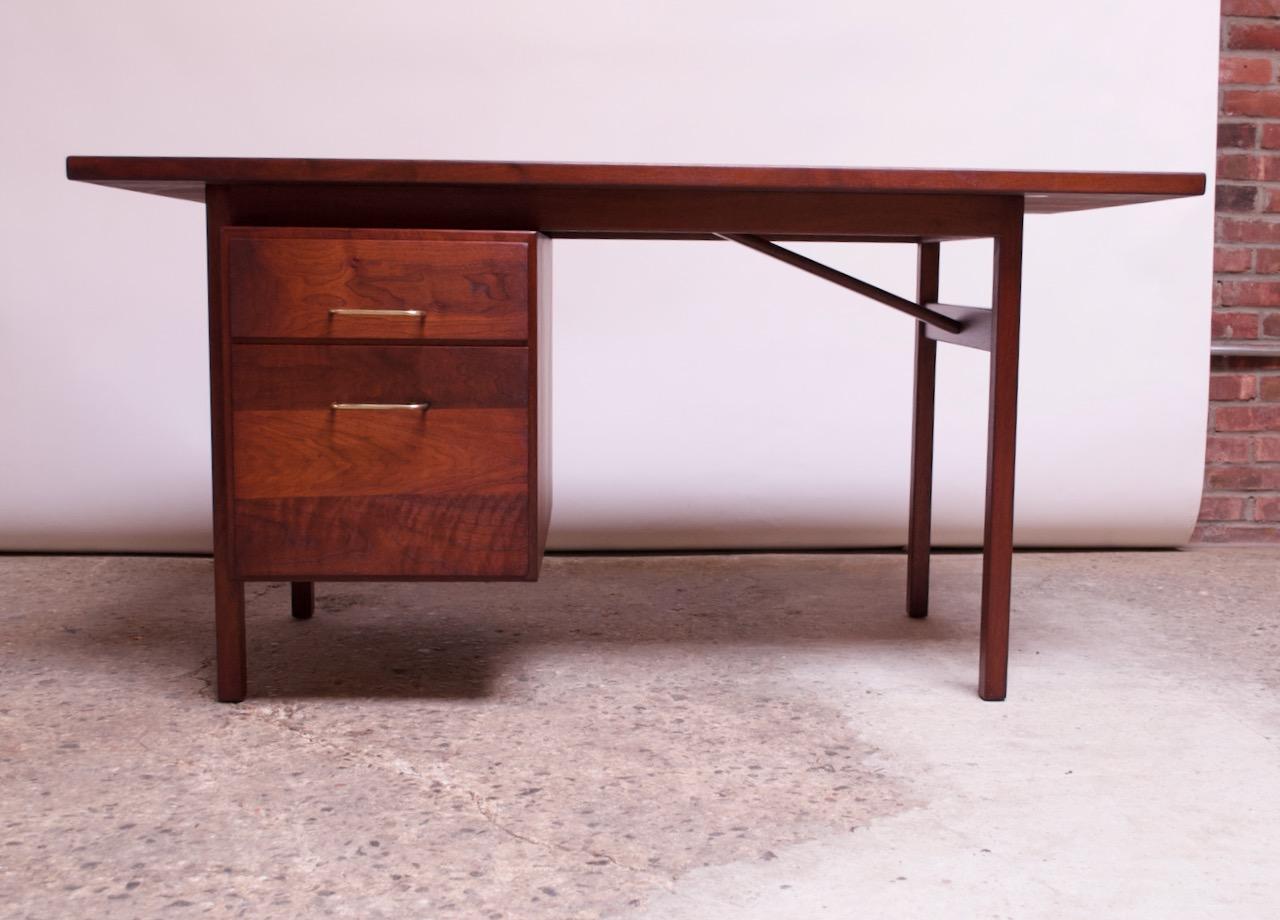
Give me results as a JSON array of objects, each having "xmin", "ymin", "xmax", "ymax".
[{"xmin": 65, "ymin": 156, "xmax": 1205, "ymax": 703}]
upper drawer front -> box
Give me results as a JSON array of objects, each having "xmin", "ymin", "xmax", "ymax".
[{"xmin": 225, "ymin": 229, "xmax": 532, "ymax": 342}]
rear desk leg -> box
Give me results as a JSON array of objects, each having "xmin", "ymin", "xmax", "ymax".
[
  {"xmin": 906, "ymin": 242, "xmax": 940, "ymax": 619},
  {"xmin": 291, "ymin": 582, "xmax": 315, "ymax": 620}
]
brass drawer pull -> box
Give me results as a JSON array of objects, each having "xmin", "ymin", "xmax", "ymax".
[
  {"xmin": 329, "ymin": 308, "xmax": 425, "ymax": 318},
  {"xmin": 331, "ymin": 402, "xmax": 430, "ymax": 412}
]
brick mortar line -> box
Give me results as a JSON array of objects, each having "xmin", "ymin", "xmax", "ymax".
[
  {"xmin": 1202, "ymin": 490, "xmax": 1280, "ymax": 494},
  {"xmin": 1209, "ymin": 312, "xmax": 1280, "ymax": 316},
  {"xmin": 1199, "ymin": 517, "xmax": 1280, "ymax": 521}
]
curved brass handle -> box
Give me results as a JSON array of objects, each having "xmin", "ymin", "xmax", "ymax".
[{"xmin": 331, "ymin": 402, "xmax": 430, "ymax": 412}]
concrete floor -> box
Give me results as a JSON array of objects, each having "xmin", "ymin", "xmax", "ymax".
[{"xmin": 1, "ymin": 550, "xmax": 1277, "ymax": 919}]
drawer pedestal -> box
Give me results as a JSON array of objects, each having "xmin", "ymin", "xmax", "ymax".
[{"xmin": 208, "ymin": 221, "xmax": 551, "ymax": 701}]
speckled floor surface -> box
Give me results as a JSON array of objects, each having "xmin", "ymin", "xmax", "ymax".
[{"xmin": 1, "ymin": 550, "xmax": 1278, "ymax": 919}]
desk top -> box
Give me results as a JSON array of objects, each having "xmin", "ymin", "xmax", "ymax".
[{"xmin": 67, "ymin": 156, "xmax": 1204, "ymax": 215}]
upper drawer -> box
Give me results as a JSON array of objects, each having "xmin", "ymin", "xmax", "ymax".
[{"xmin": 224, "ymin": 228, "xmax": 533, "ymax": 342}]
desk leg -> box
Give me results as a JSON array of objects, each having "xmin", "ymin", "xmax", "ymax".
[
  {"xmin": 907, "ymin": 242, "xmax": 940, "ymax": 619},
  {"xmin": 978, "ymin": 202, "xmax": 1024, "ymax": 702},
  {"xmin": 206, "ymin": 186, "xmax": 245, "ymax": 703},
  {"xmin": 291, "ymin": 582, "xmax": 315, "ymax": 620},
  {"xmin": 214, "ymin": 561, "xmax": 246, "ymax": 702}
]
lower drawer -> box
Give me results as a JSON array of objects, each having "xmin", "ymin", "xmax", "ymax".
[{"xmin": 229, "ymin": 344, "xmax": 533, "ymax": 578}]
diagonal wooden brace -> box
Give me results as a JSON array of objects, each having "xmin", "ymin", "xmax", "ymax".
[{"xmin": 717, "ymin": 232, "xmax": 966, "ymax": 335}]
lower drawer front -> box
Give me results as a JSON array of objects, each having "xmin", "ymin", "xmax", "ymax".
[{"xmin": 230, "ymin": 344, "xmax": 531, "ymax": 578}]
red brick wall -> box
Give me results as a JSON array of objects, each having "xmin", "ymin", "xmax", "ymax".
[{"xmin": 1197, "ymin": 0, "xmax": 1280, "ymax": 542}]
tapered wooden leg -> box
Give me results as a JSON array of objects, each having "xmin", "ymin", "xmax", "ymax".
[
  {"xmin": 291, "ymin": 582, "xmax": 314, "ymax": 620},
  {"xmin": 907, "ymin": 242, "xmax": 940, "ymax": 619},
  {"xmin": 214, "ymin": 561, "xmax": 246, "ymax": 703},
  {"xmin": 978, "ymin": 200, "xmax": 1025, "ymax": 702},
  {"xmin": 205, "ymin": 186, "xmax": 245, "ymax": 703}
]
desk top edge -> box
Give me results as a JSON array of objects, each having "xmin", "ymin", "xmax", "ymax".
[{"xmin": 65, "ymin": 156, "xmax": 1205, "ymax": 213}]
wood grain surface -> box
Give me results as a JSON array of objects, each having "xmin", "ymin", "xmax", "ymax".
[
  {"xmin": 225, "ymin": 229, "xmax": 531, "ymax": 341},
  {"xmin": 235, "ymin": 494, "xmax": 530, "ymax": 579},
  {"xmin": 233, "ymin": 408, "xmax": 528, "ymax": 500},
  {"xmin": 230, "ymin": 343, "xmax": 531, "ymax": 578},
  {"xmin": 231, "ymin": 343, "xmax": 529, "ymax": 410},
  {"xmin": 66, "ymin": 156, "xmax": 1205, "ymax": 214}
]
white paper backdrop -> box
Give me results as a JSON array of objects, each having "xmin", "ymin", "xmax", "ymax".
[{"xmin": 0, "ymin": 0, "xmax": 1217, "ymax": 551}]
